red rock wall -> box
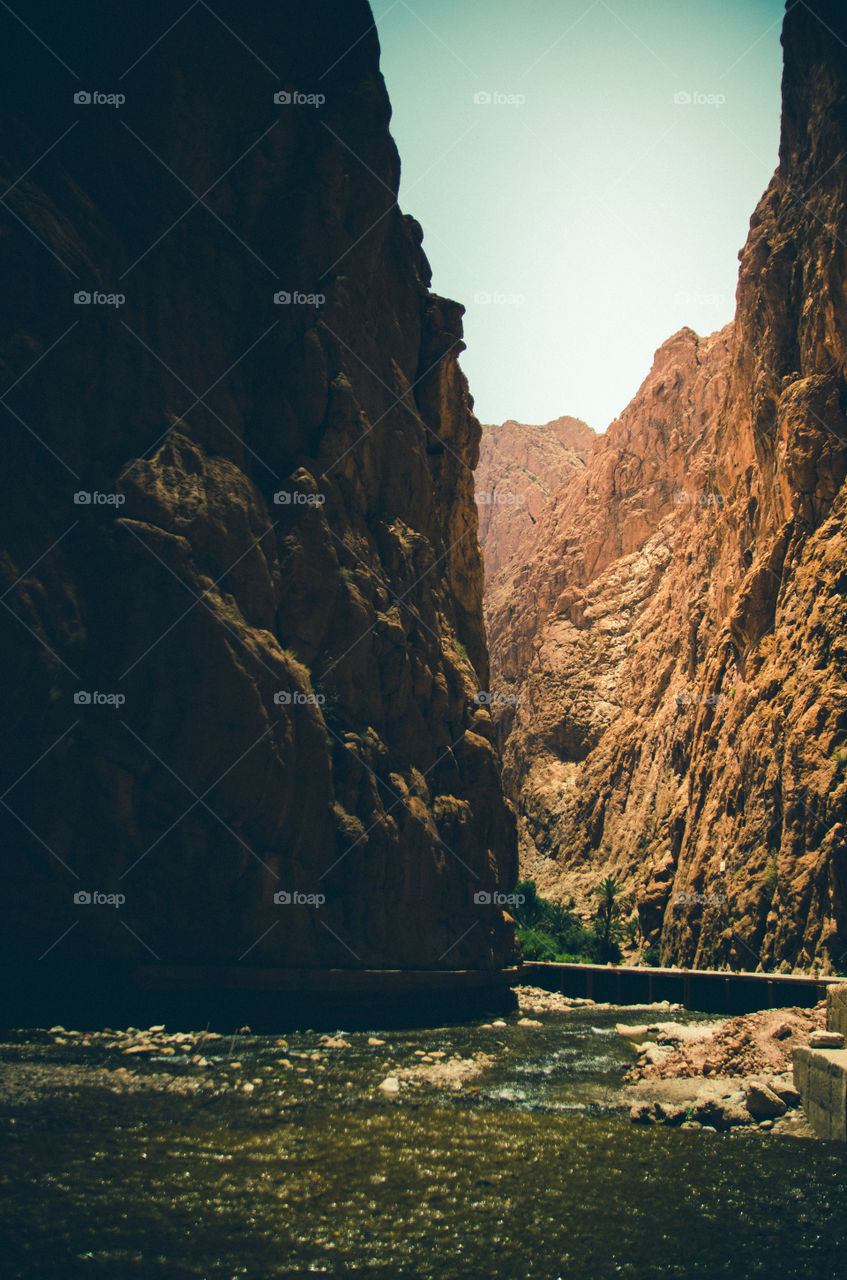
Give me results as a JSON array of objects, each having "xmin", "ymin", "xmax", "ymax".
[{"xmin": 487, "ymin": 0, "xmax": 847, "ymax": 973}]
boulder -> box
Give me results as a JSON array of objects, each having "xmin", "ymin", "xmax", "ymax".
[
  {"xmin": 744, "ymin": 1081, "xmax": 787, "ymax": 1119},
  {"xmin": 808, "ymin": 1031, "xmax": 845, "ymax": 1049},
  {"xmin": 692, "ymin": 1098, "xmax": 753, "ymax": 1131},
  {"xmin": 767, "ymin": 1077, "xmax": 801, "ymax": 1108}
]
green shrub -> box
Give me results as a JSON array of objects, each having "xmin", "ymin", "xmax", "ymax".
[
  {"xmin": 642, "ymin": 944, "xmax": 662, "ymax": 966},
  {"xmin": 833, "ymin": 748, "xmax": 847, "ymax": 777},
  {"xmin": 515, "ymin": 927, "xmax": 560, "ymax": 961},
  {"xmin": 514, "ymin": 879, "xmax": 599, "ymax": 964}
]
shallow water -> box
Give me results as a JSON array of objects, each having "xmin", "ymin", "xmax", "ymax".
[{"xmin": 1, "ymin": 1003, "xmax": 843, "ymax": 1278}]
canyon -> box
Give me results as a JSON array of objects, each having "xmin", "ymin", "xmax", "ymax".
[{"xmin": 484, "ymin": 0, "xmax": 847, "ymax": 973}]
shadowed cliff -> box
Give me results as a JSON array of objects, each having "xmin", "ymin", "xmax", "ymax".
[{"xmin": 0, "ymin": 0, "xmax": 518, "ymax": 974}]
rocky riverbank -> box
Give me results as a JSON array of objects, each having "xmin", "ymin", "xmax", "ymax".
[
  {"xmin": 0, "ymin": 988, "xmax": 831, "ymax": 1142},
  {"xmin": 620, "ymin": 1000, "xmax": 831, "ymax": 1136}
]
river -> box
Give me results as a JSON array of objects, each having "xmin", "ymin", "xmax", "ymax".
[{"xmin": 1, "ymin": 994, "xmax": 843, "ymax": 1278}]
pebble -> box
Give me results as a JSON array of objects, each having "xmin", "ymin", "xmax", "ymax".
[{"xmin": 378, "ymin": 1076, "xmax": 401, "ymax": 1093}]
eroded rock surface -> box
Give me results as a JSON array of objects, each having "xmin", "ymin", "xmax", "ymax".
[
  {"xmin": 486, "ymin": 0, "xmax": 847, "ymax": 971},
  {"xmin": 476, "ymin": 417, "xmax": 595, "ymax": 582},
  {"xmin": 0, "ymin": 0, "xmax": 516, "ymax": 970}
]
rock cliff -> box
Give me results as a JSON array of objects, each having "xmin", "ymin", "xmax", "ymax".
[
  {"xmin": 487, "ymin": 0, "xmax": 847, "ymax": 972},
  {"xmin": 0, "ymin": 0, "xmax": 517, "ymax": 973},
  {"xmin": 476, "ymin": 417, "xmax": 595, "ymax": 582}
]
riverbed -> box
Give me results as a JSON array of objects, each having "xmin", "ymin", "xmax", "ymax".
[{"xmin": 1, "ymin": 993, "xmax": 843, "ymax": 1278}]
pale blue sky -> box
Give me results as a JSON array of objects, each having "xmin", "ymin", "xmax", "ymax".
[{"xmin": 372, "ymin": 0, "xmax": 785, "ymax": 430}]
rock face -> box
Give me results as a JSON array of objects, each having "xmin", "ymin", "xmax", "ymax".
[
  {"xmin": 0, "ymin": 0, "xmax": 517, "ymax": 972},
  {"xmin": 475, "ymin": 417, "xmax": 595, "ymax": 581},
  {"xmin": 486, "ymin": 0, "xmax": 847, "ymax": 972}
]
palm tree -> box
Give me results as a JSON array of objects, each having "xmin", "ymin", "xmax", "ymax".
[{"xmin": 593, "ymin": 876, "xmax": 625, "ymax": 960}]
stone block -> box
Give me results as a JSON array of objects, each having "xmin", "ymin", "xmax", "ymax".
[{"xmin": 793, "ymin": 1047, "xmax": 847, "ymax": 1140}]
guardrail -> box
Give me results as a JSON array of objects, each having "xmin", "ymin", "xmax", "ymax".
[{"xmin": 518, "ymin": 961, "xmax": 846, "ymax": 1014}]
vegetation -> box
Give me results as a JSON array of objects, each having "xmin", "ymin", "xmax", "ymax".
[
  {"xmin": 592, "ymin": 876, "xmax": 626, "ymax": 962},
  {"xmin": 514, "ymin": 879, "xmax": 626, "ymax": 965},
  {"xmin": 833, "ymin": 747, "xmax": 847, "ymax": 777},
  {"xmin": 642, "ymin": 944, "xmax": 662, "ymax": 966},
  {"xmin": 624, "ymin": 913, "xmax": 641, "ymax": 948},
  {"xmin": 764, "ymin": 848, "xmax": 779, "ymax": 895}
]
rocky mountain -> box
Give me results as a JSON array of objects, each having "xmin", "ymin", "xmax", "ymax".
[
  {"xmin": 486, "ymin": 0, "xmax": 847, "ymax": 973},
  {"xmin": 475, "ymin": 416, "xmax": 595, "ymax": 581},
  {"xmin": 0, "ymin": 0, "xmax": 517, "ymax": 976}
]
